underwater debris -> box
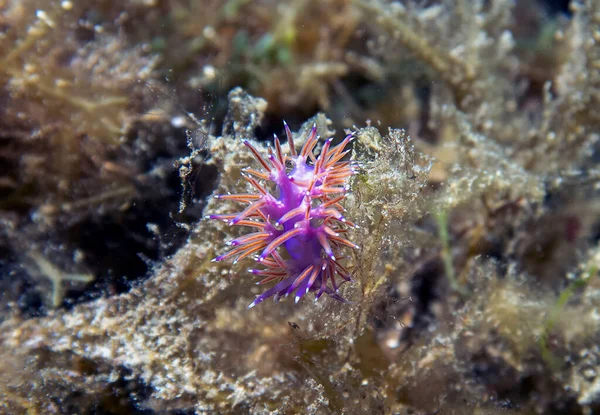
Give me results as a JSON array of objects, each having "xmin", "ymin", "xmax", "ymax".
[
  {"xmin": 209, "ymin": 121, "xmax": 358, "ymax": 308},
  {"xmin": 26, "ymin": 252, "xmax": 94, "ymax": 308}
]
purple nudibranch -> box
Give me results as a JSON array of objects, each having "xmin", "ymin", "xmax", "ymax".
[{"xmin": 209, "ymin": 122, "xmax": 358, "ymax": 308}]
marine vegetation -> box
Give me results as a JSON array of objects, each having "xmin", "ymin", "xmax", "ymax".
[{"xmin": 1, "ymin": 0, "xmax": 600, "ymax": 414}]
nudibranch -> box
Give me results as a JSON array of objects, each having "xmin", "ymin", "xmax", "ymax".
[{"xmin": 209, "ymin": 122, "xmax": 358, "ymax": 308}]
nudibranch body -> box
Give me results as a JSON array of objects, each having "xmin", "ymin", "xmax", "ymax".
[{"xmin": 209, "ymin": 122, "xmax": 358, "ymax": 308}]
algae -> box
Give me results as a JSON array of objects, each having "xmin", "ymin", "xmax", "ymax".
[{"xmin": 1, "ymin": 1, "xmax": 599, "ymax": 414}]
